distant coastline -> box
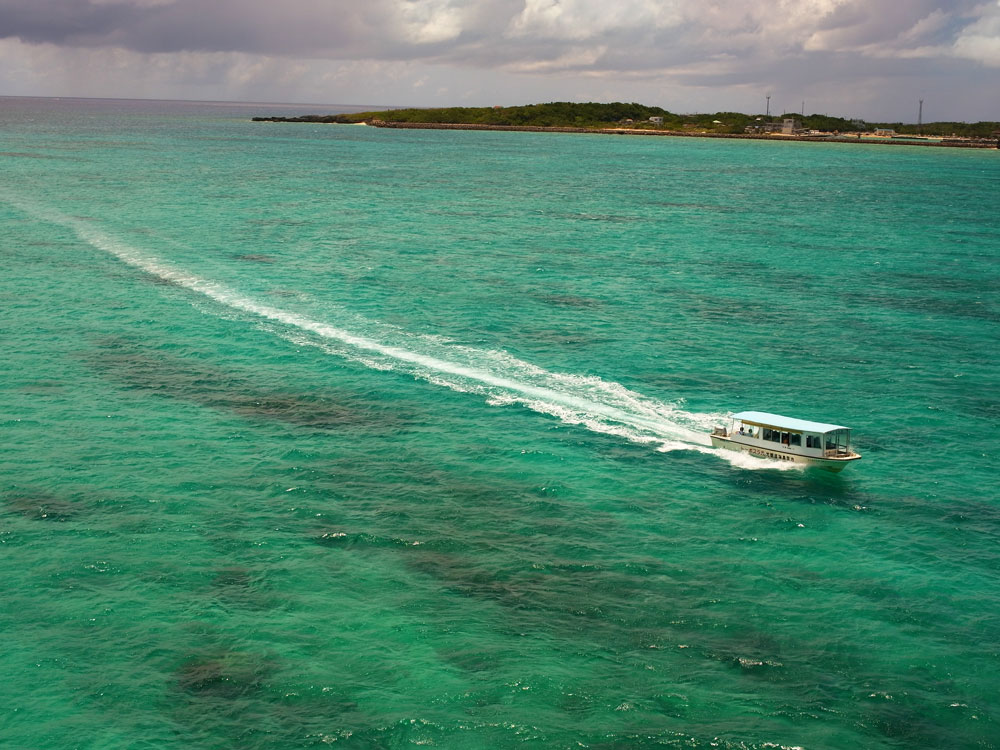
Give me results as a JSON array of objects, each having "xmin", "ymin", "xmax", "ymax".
[
  {"xmin": 252, "ymin": 101, "xmax": 999, "ymax": 148},
  {"xmin": 252, "ymin": 116, "xmax": 999, "ymax": 149}
]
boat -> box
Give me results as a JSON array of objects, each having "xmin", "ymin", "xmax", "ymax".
[{"xmin": 710, "ymin": 411, "xmax": 861, "ymax": 472}]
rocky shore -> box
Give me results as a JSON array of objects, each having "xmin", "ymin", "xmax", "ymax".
[{"xmin": 252, "ymin": 116, "xmax": 999, "ymax": 149}]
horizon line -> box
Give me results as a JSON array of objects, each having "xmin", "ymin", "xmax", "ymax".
[{"xmin": 1, "ymin": 93, "xmax": 994, "ymax": 125}]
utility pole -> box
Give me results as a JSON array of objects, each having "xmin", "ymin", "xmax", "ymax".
[
  {"xmin": 801, "ymin": 101, "xmax": 805, "ymax": 116},
  {"xmin": 766, "ymin": 94, "xmax": 771, "ymax": 118},
  {"xmin": 918, "ymin": 99, "xmax": 923, "ymax": 134}
]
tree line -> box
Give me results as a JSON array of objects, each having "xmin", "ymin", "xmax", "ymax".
[{"xmin": 322, "ymin": 102, "xmax": 998, "ymax": 138}]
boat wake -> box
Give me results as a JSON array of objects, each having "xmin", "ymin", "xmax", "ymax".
[{"xmin": 7, "ymin": 199, "xmax": 798, "ymax": 471}]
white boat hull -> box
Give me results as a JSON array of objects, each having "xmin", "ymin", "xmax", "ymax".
[{"xmin": 710, "ymin": 435, "xmax": 861, "ymax": 472}]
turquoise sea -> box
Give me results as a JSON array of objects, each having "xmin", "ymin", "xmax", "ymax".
[{"xmin": 1, "ymin": 96, "xmax": 998, "ymax": 749}]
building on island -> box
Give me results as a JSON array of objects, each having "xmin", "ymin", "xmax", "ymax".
[
  {"xmin": 745, "ymin": 118, "xmax": 804, "ymax": 135},
  {"xmin": 780, "ymin": 118, "xmax": 802, "ymax": 134},
  {"xmin": 649, "ymin": 116, "xmax": 664, "ymax": 125}
]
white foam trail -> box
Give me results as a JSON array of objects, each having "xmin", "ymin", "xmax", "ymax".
[{"xmin": 5, "ymin": 197, "xmax": 797, "ymax": 471}]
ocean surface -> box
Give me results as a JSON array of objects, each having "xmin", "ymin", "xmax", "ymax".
[{"xmin": 1, "ymin": 96, "xmax": 998, "ymax": 749}]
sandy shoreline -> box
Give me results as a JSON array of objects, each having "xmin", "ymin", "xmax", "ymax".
[
  {"xmin": 366, "ymin": 120, "xmax": 998, "ymax": 149},
  {"xmin": 252, "ymin": 115, "xmax": 997, "ymax": 149}
]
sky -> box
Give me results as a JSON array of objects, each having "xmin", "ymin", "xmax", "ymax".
[{"xmin": 0, "ymin": 0, "xmax": 998, "ymax": 121}]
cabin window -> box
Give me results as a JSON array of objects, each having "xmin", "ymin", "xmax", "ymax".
[
  {"xmin": 824, "ymin": 429, "xmax": 850, "ymax": 453},
  {"xmin": 790, "ymin": 433, "xmax": 801, "ymax": 446}
]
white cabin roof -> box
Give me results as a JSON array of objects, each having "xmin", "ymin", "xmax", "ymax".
[{"xmin": 732, "ymin": 411, "xmax": 848, "ymax": 434}]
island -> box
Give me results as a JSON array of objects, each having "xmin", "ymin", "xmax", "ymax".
[{"xmin": 253, "ymin": 102, "xmax": 1000, "ymax": 149}]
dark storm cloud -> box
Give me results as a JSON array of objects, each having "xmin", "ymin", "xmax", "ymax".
[
  {"xmin": 0, "ymin": 0, "xmax": 142, "ymax": 45},
  {"xmin": 0, "ymin": 0, "xmax": 373, "ymax": 54}
]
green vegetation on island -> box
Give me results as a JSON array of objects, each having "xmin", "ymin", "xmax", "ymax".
[
  {"xmin": 254, "ymin": 101, "xmax": 1000, "ymax": 139},
  {"xmin": 338, "ymin": 102, "xmax": 672, "ymax": 128}
]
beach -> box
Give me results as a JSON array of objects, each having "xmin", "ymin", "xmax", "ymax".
[{"xmin": 253, "ymin": 115, "xmax": 1000, "ymax": 148}]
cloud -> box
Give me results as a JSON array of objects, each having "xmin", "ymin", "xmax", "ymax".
[
  {"xmin": 508, "ymin": 0, "xmax": 684, "ymax": 42},
  {"xmin": 396, "ymin": 0, "xmax": 465, "ymax": 44},
  {"xmin": 0, "ymin": 0, "xmax": 989, "ymax": 63},
  {"xmin": 953, "ymin": 1, "xmax": 1000, "ymax": 66},
  {"xmin": 0, "ymin": 0, "xmax": 997, "ymax": 118}
]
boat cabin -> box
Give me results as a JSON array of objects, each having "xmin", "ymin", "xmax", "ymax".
[{"xmin": 712, "ymin": 411, "xmax": 857, "ymax": 461}]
